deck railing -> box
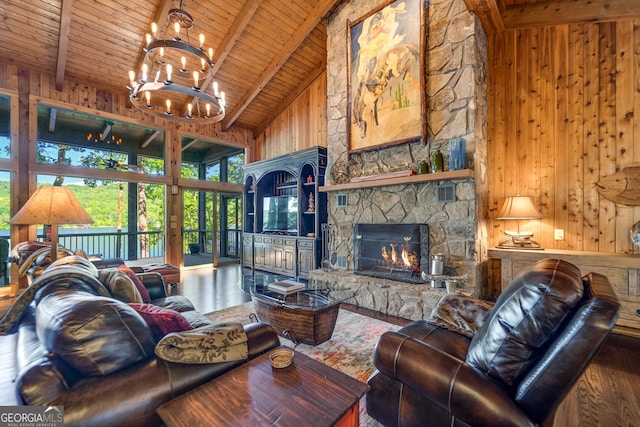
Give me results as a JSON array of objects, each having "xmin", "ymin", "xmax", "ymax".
[
  {"xmin": 57, "ymin": 230, "xmax": 165, "ymax": 260},
  {"xmin": 1, "ymin": 228, "xmax": 241, "ymax": 261},
  {"xmin": 183, "ymin": 228, "xmax": 241, "ymax": 258}
]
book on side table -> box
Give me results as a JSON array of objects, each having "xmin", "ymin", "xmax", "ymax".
[{"xmin": 267, "ymin": 279, "xmax": 305, "ymax": 295}]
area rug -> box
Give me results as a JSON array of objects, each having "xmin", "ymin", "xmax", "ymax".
[{"xmin": 206, "ymin": 302, "xmax": 402, "ymax": 426}]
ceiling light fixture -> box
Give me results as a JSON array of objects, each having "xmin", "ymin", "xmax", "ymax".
[{"xmin": 127, "ymin": 0, "xmax": 226, "ymax": 124}]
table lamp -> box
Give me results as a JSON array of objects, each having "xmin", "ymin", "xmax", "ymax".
[
  {"xmin": 496, "ymin": 195, "xmax": 543, "ymax": 249},
  {"xmin": 11, "ymin": 186, "xmax": 94, "ymax": 261}
]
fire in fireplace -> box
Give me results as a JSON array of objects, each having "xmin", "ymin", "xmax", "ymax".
[{"xmin": 353, "ymin": 223, "xmax": 428, "ymax": 284}]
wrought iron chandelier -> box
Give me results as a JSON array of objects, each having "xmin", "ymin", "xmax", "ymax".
[{"xmin": 127, "ymin": 0, "xmax": 225, "ymax": 124}]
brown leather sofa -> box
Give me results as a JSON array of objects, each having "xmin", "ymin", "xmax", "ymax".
[
  {"xmin": 2, "ymin": 257, "xmax": 280, "ymax": 427},
  {"xmin": 367, "ymin": 258, "xmax": 620, "ymax": 427}
]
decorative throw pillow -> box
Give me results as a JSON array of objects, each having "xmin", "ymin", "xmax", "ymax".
[
  {"xmin": 98, "ymin": 269, "xmax": 143, "ymax": 304},
  {"xmin": 466, "ymin": 259, "xmax": 584, "ymax": 387},
  {"xmin": 129, "ymin": 303, "xmax": 193, "ymax": 342},
  {"xmin": 428, "ymin": 293, "xmax": 495, "ymax": 338},
  {"xmin": 155, "ymin": 322, "xmax": 248, "ymax": 364},
  {"xmin": 118, "ymin": 264, "xmax": 151, "ymax": 302}
]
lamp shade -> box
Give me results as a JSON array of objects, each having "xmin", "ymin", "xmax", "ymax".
[
  {"xmin": 496, "ymin": 196, "xmax": 542, "ymax": 220},
  {"xmin": 11, "ymin": 186, "xmax": 93, "ymax": 225}
]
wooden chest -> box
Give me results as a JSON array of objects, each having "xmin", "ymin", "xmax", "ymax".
[{"xmin": 251, "ymin": 291, "xmax": 339, "ymax": 346}]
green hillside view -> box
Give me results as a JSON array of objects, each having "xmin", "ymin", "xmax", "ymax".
[{"xmin": 0, "ymin": 181, "xmax": 164, "ymax": 231}]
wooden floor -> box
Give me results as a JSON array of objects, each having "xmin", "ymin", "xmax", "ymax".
[
  {"xmin": 178, "ymin": 264, "xmax": 640, "ymax": 427},
  {"xmin": 1, "ymin": 264, "xmax": 639, "ymax": 426}
]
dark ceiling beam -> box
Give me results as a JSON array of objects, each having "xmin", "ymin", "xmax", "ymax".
[
  {"xmin": 222, "ymin": 0, "xmax": 340, "ymax": 131},
  {"xmin": 55, "ymin": 0, "xmax": 74, "ymax": 91},
  {"xmin": 463, "ymin": 0, "xmax": 505, "ymax": 34},
  {"xmin": 502, "ymin": 0, "xmax": 640, "ymax": 29},
  {"xmin": 253, "ymin": 61, "xmax": 326, "ymax": 138},
  {"xmin": 181, "ymin": 0, "xmax": 261, "ymax": 117}
]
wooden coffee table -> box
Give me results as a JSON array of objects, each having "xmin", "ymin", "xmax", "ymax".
[{"xmin": 156, "ymin": 349, "xmax": 369, "ymax": 427}]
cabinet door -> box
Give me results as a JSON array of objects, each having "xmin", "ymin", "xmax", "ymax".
[
  {"xmin": 242, "ymin": 235, "xmax": 253, "ymax": 267},
  {"xmin": 298, "ymin": 239, "xmax": 315, "ymax": 279},
  {"xmin": 254, "ymin": 244, "xmax": 265, "ymax": 268},
  {"xmin": 283, "ymin": 238, "xmax": 297, "ymax": 276}
]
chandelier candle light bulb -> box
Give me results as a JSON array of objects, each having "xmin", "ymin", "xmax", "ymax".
[
  {"xmin": 128, "ymin": 70, "xmax": 136, "ymax": 87},
  {"xmin": 193, "ymin": 71, "xmax": 199, "ymax": 89}
]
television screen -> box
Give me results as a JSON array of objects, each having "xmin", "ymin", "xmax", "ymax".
[{"xmin": 262, "ymin": 196, "xmax": 298, "ymax": 234}]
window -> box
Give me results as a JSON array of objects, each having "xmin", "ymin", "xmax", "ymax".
[
  {"xmin": 36, "ymin": 105, "xmax": 165, "ymax": 175},
  {"xmin": 180, "ymin": 135, "xmax": 244, "ymax": 183},
  {"xmin": 0, "ymin": 95, "xmax": 10, "ymax": 160}
]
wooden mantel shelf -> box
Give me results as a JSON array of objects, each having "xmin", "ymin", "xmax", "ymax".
[{"xmin": 319, "ymin": 169, "xmax": 474, "ymax": 192}]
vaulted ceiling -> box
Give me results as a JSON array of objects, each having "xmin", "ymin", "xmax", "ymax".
[
  {"xmin": 0, "ymin": 0, "xmax": 337, "ymax": 137},
  {"xmin": 1, "ymin": 0, "xmax": 639, "ymax": 139}
]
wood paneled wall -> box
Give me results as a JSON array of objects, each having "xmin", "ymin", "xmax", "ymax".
[
  {"xmin": 253, "ymin": 72, "xmax": 327, "ymax": 160},
  {"xmin": 487, "ymin": 20, "xmax": 640, "ymax": 255}
]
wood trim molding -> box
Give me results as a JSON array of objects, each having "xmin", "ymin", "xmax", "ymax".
[
  {"xmin": 502, "ymin": 0, "xmax": 640, "ymax": 29},
  {"xmin": 319, "ymin": 169, "xmax": 474, "ymax": 192},
  {"xmin": 463, "ymin": 0, "xmax": 505, "ymax": 34}
]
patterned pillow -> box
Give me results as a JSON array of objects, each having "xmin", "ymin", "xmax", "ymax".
[
  {"xmin": 428, "ymin": 293, "xmax": 494, "ymax": 338},
  {"xmin": 129, "ymin": 303, "xmax": 193, "ymax": 342},
  {"xmin": 118, "ymin": 264, "xmax": 151, "ymax": 302},
  {"xmin": 98, "ymin": 269, "xmax": 143, "ymax": 304},
  {"xmin": 155, "ymin": 322, "xmax": 248, "ymax": 364}
]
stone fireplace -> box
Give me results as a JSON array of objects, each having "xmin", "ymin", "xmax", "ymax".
[
  {"xmin": 353, "ymin": 223, "xmax": 428, "ymax": 284},
  {"xmin": 309, "ymin": 0, "xmax": 489, "ymax": 321}
]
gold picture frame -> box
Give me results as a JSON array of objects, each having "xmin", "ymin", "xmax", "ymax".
[{"xmin": 347, "ymin": 0, "xmax": 427, "ymax": 153}]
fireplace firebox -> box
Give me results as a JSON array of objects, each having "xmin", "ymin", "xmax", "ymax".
[{"xmin": 353, "ymin": 223, "xmax": 428, "ymax": 284}]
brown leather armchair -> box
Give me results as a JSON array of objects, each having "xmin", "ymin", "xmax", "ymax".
[{"xmin": 367, "ymin": 258, "xmax": 620, "ymax": 427}]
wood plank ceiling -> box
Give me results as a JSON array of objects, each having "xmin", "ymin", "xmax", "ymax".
[
  {"xmin": 1, "ymin": 0, "xmax": 640, "ymax": 137},
  {"xmin": 0, "ymin": 0, "xmax": 337, "ymax": 136}
]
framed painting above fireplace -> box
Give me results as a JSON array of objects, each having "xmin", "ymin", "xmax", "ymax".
[{"xmin": 347, "ymin": 0, "xmax": 427, "ymax": 153}]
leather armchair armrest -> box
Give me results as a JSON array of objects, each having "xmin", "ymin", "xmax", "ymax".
[
  {"xmin": 135, "ymin": 272, "xmax": 167, "ymax": 300},
  {"xmin": 374, "ymin": 331, "xmax": 535, "ymax": 427}
]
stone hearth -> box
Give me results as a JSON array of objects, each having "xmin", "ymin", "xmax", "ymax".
[{"xmin": 309, "ymin": 269, "xmax": 451, "ymax": 321}]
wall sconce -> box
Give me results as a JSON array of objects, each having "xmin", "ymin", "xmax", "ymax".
[{"xmin": 496, "ymin": 195, "xmax": 543, "ymax": 249}]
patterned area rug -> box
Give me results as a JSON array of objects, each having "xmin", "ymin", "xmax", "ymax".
[{"xmin": 206, "ymin": 302, "xmax": 401, "ymax": 426}]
